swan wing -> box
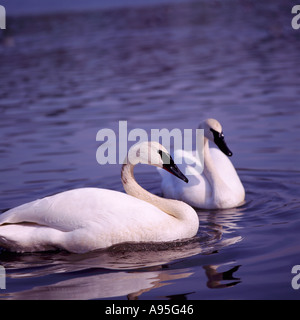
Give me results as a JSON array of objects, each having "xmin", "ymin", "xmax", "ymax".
[
  {"xmin": 0, "ymin": 188, "xmax": 166, "ymax": 231},
  {"xmin": 0, "ymin": 188, "xmax": 112, "ymax": 231}
]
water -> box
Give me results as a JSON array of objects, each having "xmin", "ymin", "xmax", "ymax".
[{"xmin": 0, "ymin": 0, "xmax": 300, "ymax": 300}]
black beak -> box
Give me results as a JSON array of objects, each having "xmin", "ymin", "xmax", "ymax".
[
  {"xmin": 210, "ymin": 129, "xmax": 233, "ymax": 157},
  {"xmin": 158, "ymin": 150, "xmax": 189, "ymax": 183},
  {"xmin": 163, "ymin": 162, "xmax": 189, "ymax": 183}
]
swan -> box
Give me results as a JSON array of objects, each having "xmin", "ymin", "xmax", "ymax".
[
  {"xmin": 158, "ymin": 119, "xmax": 245, "ymax": 209},
  {"xmin": 0, "ymin": 142, "xmax": 199, "ymax": 253}
]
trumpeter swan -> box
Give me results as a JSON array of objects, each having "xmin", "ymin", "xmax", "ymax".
[
  {"xmin": 158, "ymin": 119, "xmax": 245, "ymax": 209},
  {"xmin": 0, "ymin": 142, "xmax": 199, "ymax": 253}
]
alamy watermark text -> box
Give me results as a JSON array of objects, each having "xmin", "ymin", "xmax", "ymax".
[
  {"xmin": 0, "ymin": 5, "xmax": 5, "ymax": 30},
  {"xmin": 96, "ymin": 121, "xmax": 204, "ymax": 176},
  {"xmin": 292, "ymin": 5, "xmax": 300, "ymax": 29},
  {"xmin": 0, "ymin": 265, "xmax": 5, "ymax": 289}
]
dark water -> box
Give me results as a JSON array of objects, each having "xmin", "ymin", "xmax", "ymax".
[{"xmin": 0, "ymin": 1, "xmax": 300, "ymax": 300}]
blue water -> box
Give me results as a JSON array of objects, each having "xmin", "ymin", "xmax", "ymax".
[{"xmin": 0, "ymin": 0, "xmax": 300, "ymax": 299}]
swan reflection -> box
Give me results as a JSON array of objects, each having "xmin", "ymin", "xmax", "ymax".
[
  {"xmin": 204, "ymin": 264, "xmax": 241, "ymax": 289},
  {"xmin": 1, "ymin": 236, "xmax": 242, "ymax": 299},
  {"xmin": 1, "ymin": 261, "xmax": 241, "ymax": 300}
]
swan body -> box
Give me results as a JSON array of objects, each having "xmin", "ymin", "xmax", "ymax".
[
  {"xmin": 159, "ymin": 119, "xmax": 245, "ymax": 209},
  {"xmin": 0, "ymin": 142, "xmax": 199, "ymax": 253}
]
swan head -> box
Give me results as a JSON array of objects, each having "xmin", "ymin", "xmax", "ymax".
[
  {"xmin": 199, "ymin": 118, "xmax": 233, "ymax": 157},
  {"xmin": 127, "ymin": 141, "xmax": 189, "ymax": 183}
]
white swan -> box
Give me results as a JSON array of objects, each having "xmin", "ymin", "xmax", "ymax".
[
  {"xmin": 0, "ymin": 142, "xmax": 199, "ymax": 253},
  {"xmin": 158, "ymin": 119, "xmax": 245, "ymax": 209}
]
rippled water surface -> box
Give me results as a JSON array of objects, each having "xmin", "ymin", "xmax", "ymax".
[{"xmin": 0, "ymin": 1, "xmax": 300, "ymax": 300}]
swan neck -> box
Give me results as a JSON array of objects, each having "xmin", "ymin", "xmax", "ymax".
[
  {"xmin": 121, "ymin": 163, "xmax": 154, "ymax": 204},
  {"xmin": 121, "ymin": 162, "xmax": 192, "ymax": 220},
  {"xmin": 203, "ymin": 138, "xmax": 222, "ymax": 187}
]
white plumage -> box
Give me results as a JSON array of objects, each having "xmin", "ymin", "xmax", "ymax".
[
  {"xmin": 158, "ymin": 119, "xmax": 245, "ymax": 209},
  {"xmin": 0, "ymin": 142, "xmax": 199, "ymax": 253}
]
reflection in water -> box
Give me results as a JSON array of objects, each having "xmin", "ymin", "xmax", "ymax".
[
  {"xmin": 204, "ymin": 207, "xmax": 245, "ymax": 235},
  {"xmin": 3, "ymin": 263, "xmax": 241, "ymax": 300},
  {"xmin": 6, "ymin": 267, "xmax": 194, "ymax": 300},
  {"xmin": 0, "ymin": 225, "xmax": 242, "ymax": 299},
  {"xmin": 204, "ymin": 264, "xmax": 241, "ymax": 289}
]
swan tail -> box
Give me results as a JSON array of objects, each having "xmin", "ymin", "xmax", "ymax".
[
  {"xmin": 0, "ymin": 198, "xmax": 48, "ymax": 225},
  {"xmin": 0, "ymin": 223, "xmax": 102, "ymax": 253},
  {"xmin": 0, "ymin": 224, "xmax": 64, "ymax": 253}
]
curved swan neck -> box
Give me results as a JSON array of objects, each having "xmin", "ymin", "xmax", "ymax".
[
  {"xmin": 202, "ymin": 138, "xmax": 224, "ymax": 188},
  {"xmin": 121, "ymin": 162, "xmax": 193, "ymax": 221},
  {"xmin": 121, "ymin": 163, "xmax": 154, "ymax": 205}
]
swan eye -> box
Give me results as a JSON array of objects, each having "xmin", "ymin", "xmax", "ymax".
[{"xmin": 210, "ymin": 128, "xmax": 224, "ymax": 140}]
